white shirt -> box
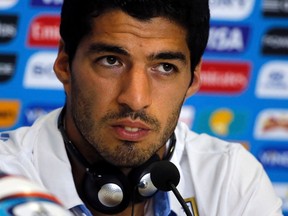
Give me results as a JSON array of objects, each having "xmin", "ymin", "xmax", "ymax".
[{"xmin": 0, "ymin": 108, "xmax": 283, "ymax": 215}]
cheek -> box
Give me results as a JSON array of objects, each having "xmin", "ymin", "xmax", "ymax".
[
  {"xmin": 153, "ymin": 89, "xmax": 186, "ymax": 122},
  {"xmin": 153, "ymin": 77, "xmax": 189, "ymax": 104},
  {"xmin": 73, "ymin": 73, "xmax": 119, "ymax": 114}
]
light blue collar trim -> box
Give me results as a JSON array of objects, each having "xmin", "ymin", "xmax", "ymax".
[
  {"xmin": 154, "ymin": 191, "xmax": 176, "ymax": 216},
  {"xmin": 69, "ymin": 204, "xmax": 93, "ymax": 216}
]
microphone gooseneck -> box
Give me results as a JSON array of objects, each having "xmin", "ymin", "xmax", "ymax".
[{"xmin": 150, "ymin": 161, "xmax": 193, "ymax": 216}]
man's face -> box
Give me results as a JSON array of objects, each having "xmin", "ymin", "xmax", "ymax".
[{"xmin": 58, "ymin": 10, "xmax": 200, "ymax": 167}]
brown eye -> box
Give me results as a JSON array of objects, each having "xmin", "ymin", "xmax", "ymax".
[
  {"xmin": 152, "ymin": 63, "xmax": 176, "ymax": 75},
  {"xmin": 96, "ymin": 56, "xmax": 121, "ymax": 67},
  {"xmin": 106, "ymin": 56, "xmax": 118, "ymax": 65},
  {"xmin": 162, "ymin": 63, "xmax": 174, "ymax": 72}
]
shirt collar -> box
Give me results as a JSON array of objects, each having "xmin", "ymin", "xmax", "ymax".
[{"xmin": 33, "ymin": 108, "xmax": 83, "ymax": 209}]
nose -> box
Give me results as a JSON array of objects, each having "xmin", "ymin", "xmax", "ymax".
[{"xmin": 117, "ymin": 66, "xmax": 152, "ymax": 111}]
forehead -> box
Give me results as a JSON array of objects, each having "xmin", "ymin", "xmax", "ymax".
[{"xmin": 80, "ymin": 10, "xmax": 189, "ymax": 55}]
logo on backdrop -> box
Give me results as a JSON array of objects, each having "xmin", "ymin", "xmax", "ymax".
[
  {"xmin": 23, "ymin": 52, "xmax": 63, "ymax": 90},
  {"xmin": 0, "ymin": 54, "xmax": 17, "ymax": 83},
  {"xmin": 261, "ymin": 28, "xmax": 288, "ymax": 56},
  {"xmin": 0, "ymin": 15, "xmax": 18, "ymax": 43},
  {"xmin": 27, "ymin": 14, "xmax": 60, "ymax": 47},
  {"xmin": 209, "ymin": 0, "xmax": 255, "ymax": 20},
  {"xmin": 0, "ymin": 0, "xmax": 18, "ymax": 9},
  {"xmin": 199, "ymin": 61, "xmax": 251, "ymax": 95},
  {"xmin": 254, "ymin": 109, "xmax": 288, "ymax": 140},
  {"xmin": 255, "ymin": 61, "xmax": 288, "ymax": 99},
  {"xmin": 262, "ymin": 0, "xmax": 288, "ymax": 17},
  {"xmin": 194, "ymin": 107, "xmax": 249, "ymax": 137},
  {"xmin": 206, "ymin": 25, "xmax": 250, "ymax": 53},
  {"xmin": 23, "ymin": 105, "xmax": 61, "ymax": 126},
  {"xmin": 259, "ymin": 147, "xmax": 288, "ymax": 170},
  {"xmin": 0, "ymin": 100, "xmax": 20, "ymax": 129},
  {"xmin": 31, "ymin": 0, "xmax": 63, "ymax": 7}
]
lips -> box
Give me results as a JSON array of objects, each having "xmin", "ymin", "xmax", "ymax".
[{"xmin": 110, "ymin": 119, "xmax": 151, "ymax": 141}]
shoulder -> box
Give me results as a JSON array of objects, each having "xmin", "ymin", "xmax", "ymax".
[
  {"xmin": 173, "ymin": 122, "xmax": 269, "ymax": 197},
  {"xmin": 0, "ymin": 108, "xmax": 62, "ymax": 176},
  {"xmin": 174, "ymin": 121, "xmax": 245, "ymax": 155},
  {"xmin": 0, "ymin": 108, "xmax": 62, "ymax": 152},
  {"xmin": 174, "ymin": 121, "xmax": 262, "ymax": 175},
  {"xmin": 174, "ymin": 122, "xmax": 282, "ymax": 215}
]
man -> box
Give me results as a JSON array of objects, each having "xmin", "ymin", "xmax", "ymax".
[{"xmin": 0, "ymin": 0, "xmax": 283, "ymax": 215}]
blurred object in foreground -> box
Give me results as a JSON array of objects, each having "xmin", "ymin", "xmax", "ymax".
[{"xmin": 0, "ymin": 172, "xmax": 73, "ymax": 216}]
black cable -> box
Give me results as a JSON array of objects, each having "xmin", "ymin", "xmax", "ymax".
[
  {"xmin": 169, "ymin": 183, "xmax": 193, "ymax": 216},
  {"xmin": 130, "ymin": 186, "xmax": 137, "ymax": 216}
]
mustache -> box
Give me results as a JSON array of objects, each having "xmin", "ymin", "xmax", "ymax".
[{"xmin": 102, "ymin": 106, "xmax": 161, "ymax": 130}]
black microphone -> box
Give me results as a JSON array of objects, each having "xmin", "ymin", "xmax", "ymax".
[{"xmin": 150, "ymin": 161, "xmax": 193, "ymax": 216}]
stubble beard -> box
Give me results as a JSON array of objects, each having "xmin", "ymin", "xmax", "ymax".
[
  {"xmin": 73, "ymin": 104, "xmax": 181, "ymax": 168},
  {"xmin": 70, "ymin": 84, "xmax": 184, "ymax": 168}
]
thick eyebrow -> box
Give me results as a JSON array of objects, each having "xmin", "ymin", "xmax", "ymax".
[
  {"xmin": 149, "ymin": 52, "xmax": 187, "ymax": 64},
  {"xmin": 87, "ymin": 42, "xmax": 187, "ymax": 64},
  {"xmin": 87, "ymin": 42, "xmax": 129, "ymax": 56}
]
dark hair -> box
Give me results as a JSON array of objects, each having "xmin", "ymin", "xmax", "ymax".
[{"xmin": 60, "ymin": 0, "xmax": 210, "ymax": 74}]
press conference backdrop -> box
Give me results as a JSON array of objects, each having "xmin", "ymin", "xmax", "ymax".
[{"xmin": 0, "ymin": 0, "xmax": 287, "ymax": 213}]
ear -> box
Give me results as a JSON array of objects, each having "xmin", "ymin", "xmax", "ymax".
[
  {"xmin": 185, "ymin": 59, "xmax": 202, "ymax": 99},
  {"xmin": 53, "ymin": 40, "xmax": 71, "ymax": 94}
]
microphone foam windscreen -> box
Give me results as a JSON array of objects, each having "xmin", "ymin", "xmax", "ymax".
[{"xmin": 150, "ymin": 161, "xmax": 180, "ymax": 191}]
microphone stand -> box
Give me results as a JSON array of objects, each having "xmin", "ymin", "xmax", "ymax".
[{"xmin": 169, "ymin": 182, "xmax": 193, "ymax": 216}]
